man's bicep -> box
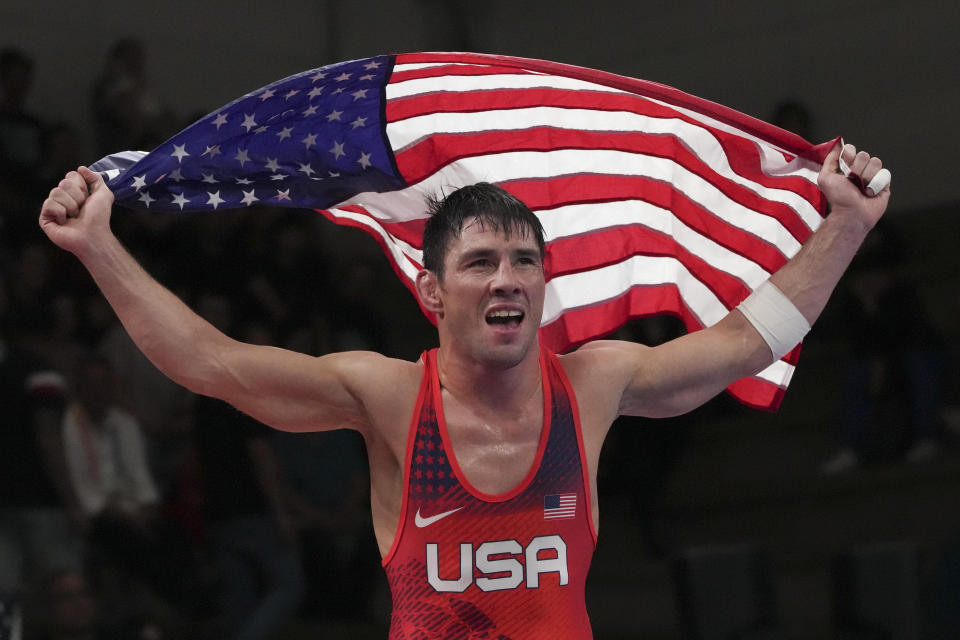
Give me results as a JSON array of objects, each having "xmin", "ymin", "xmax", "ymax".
[
  {"xmin": 619, "ymin": 314, "xmax": 769, "ymax": 417},
  {"xmin": 215, "ymin": 344, "xmax": 374, "ymax": 433}
]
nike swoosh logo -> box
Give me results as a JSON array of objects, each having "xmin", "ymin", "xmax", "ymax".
[{"xmin": 415, "ymin": 506, "xmax": 464, "ymax": 528}]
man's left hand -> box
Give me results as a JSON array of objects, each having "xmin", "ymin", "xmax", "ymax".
[{"xmin": 818, "ymin": 142, "xmax": 891, "ymax": 229}]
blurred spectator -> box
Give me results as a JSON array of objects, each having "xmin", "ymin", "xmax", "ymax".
[
  {"xmin": 192, "ymin": 296, "xmax": 304, "ymax": 640},
  {"xmin": 98, "ymin": 320, "xmax": 193, "ymax": 499},
  {"xmin": 1, "ymin": 589, "xmax": 23, "ymax": 640},
  {"xmin": 820, "ymin": 223, "xmax": 946, "ymax": 474},
  {"xmin": 0, "ymin": 48, "xmax": 42, "ymax": 173},
  {"xmin": 597, "ymin": 316, "xmax": 693, "ymax": 558},
  {"xmin": 23, "ymin": 569, "xmax": 101, "ymax": 640},
  {"xmin": 240, "ymin": 211, "xmax": 331, "ymax": 336},
  {"xmin": 0, "ymin": 274, "xmax": 82, "ymax": 598},
  {"xmin": 62, "ymin": 354, "xmax": 159, "ymax": 525},
  {"xmin": 31, "ymin": 293, "xmax": 87, "ymax": 398},
  {"xmin": 91, "ymin": 38, "xmax": 172, "ymax": 157},
  {"xmin": 771, "ymin": 98, "xmax": 814, "ymax": 141},
  {"xmin": 329, "ymin": 260, "xmax": 389, "ymax": 353},
  {"xmin": 6, "ymin": 243, "xmax": 55, "ymax": 347},
  {"xmin": 272, "ymin": 428, "xmax": 381, "ymax": 621},
  {"xmin": 35, "ymin": 123, "xmax": 83, "ymax": 192},
  {"xmin": 0, "ymin": 47, "xmax": 45, "ymax": 240},
  {"xmin": 62, "ymin": 354, "xmax": 197, "ymax": 616}
]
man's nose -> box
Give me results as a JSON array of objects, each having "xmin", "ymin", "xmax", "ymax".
[{"xmin": 491, "ymin": 261, "xmax": 521, "ymax": 294}]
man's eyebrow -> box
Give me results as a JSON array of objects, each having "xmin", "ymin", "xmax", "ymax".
[
  {"xmin": 514, "ymin": 248, "xmax": 541, "ymax": 259},
  {"xmin": 457, "ymin": 247, "xmax": 542, "ymax": 263},
  {"xmin": 458, "ymin": 248, "xmax": 497, "ymax": 261}
]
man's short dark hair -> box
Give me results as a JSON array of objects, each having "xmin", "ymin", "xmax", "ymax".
[{"xmin": 422, "ymin": 182, "xmax": 546, "ymax": 279}]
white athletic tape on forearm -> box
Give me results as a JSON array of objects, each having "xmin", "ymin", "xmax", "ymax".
[{"xmin": 737, "ymin": 280, "xmax": 810, "ymax": 360}]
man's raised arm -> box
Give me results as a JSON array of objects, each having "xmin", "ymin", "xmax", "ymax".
[
  {"xmin": 39, "ymin": 167, "xmax": 375, "ymax": 433},
  {"xmin": 576, "ymin": 142, "xmax": 892, "ymax": 419}
]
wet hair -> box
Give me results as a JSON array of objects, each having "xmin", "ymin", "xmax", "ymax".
[{"xmin": 422, "ymin": 182, "xmax": 545, "ymax": 279}]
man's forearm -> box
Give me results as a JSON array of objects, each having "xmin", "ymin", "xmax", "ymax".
[
  {"xmin": 768, "ymin": 207, "xmax": 872, "ymax": 327},
  {"xmin": 76, "ymin": 232, "xmax": 228, "ymax": 397}
]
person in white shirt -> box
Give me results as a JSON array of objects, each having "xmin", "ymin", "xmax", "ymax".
[
  {"xmin": 62, "ymin": 355, "xmax": 158, "ymax": 520},
  {"xmin": 62, "ymin": 354, "xmax": 196, "ymax": 615}
]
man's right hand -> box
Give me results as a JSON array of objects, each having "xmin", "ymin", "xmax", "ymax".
[{"xmin": 39, "ymin": 166, "xmax": 115, "ymax": 257}]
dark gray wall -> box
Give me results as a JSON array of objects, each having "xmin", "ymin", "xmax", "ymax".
[{"xmin": 2, "ymin": 0, "xmax": 957, "ymax": 211}]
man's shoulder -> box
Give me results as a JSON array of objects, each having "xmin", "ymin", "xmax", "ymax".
[
  {"xmin": 334, "ymin": 350, "xmax": 424, "ymax": 376},
  {"xmin": 335, "ymin": 352, "xmax": 425, "ymax": 448},
  {"xmin": 557, "ymin": 340, "xmax": 649, "ymax": 413},
  {"xmin": 334, "ymin": 350, "xmax": 425, "ymax": 400},
  {"xmin": 558, "ymin": 339, "xmax": 648, "ymax": 374}
]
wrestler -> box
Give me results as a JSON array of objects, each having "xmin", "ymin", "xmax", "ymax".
[{"xmin": 39, "ymin": 141, "xmax": 889, "ymax": 638}]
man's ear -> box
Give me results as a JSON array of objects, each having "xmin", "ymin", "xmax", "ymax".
[{"xmin": 416, "ymin": 269, "xmax": 443, "ymax": 316}]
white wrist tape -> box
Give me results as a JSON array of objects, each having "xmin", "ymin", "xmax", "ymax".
[{"xmin": 737, "ymin": 280, "xmax": 810, "ymax": 360}]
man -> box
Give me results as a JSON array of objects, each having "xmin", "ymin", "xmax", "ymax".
[
  {"xmin": 61, "ymin": 354, "xmax": 197, "ymax": 619},
  {"xmin": 38, "ymin": 141, "xmax": 889, "ymax": 638}
]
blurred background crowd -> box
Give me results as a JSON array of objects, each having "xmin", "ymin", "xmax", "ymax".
[
  {"xmin": 0, "ymin": 40, "xmax": 408, "ymax": 639},
  {"xmin": 1, "ymin": 15, "xmax": 958, "ymax": 640}
]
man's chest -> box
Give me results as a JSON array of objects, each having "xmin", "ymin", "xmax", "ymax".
[{"xmin": 442, "ymin": 401, "xmax": 544, "ymax": 495}]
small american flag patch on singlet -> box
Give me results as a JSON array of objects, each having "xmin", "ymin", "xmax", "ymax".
[{"xmin": 543, "ymin": 493, "xmax": 577, "ymax": 519}]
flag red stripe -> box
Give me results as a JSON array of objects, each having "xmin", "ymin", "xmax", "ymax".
[
  {"xmin": 538, "ymin": 283, "xmax": 701, "ymax": 350},
  {"xmin": 393, "ymin": 127, "xmax": 817, "ymax": 244},
  {"xmin": 389, "ymin": 63, "xmax": 535, "ymax": 84},
  {"xmin": 377, "ymin": 218, "xmax": 427, "ymax": 248}
]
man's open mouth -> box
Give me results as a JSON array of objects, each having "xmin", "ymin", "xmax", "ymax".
[{"xmin": 485, "ymin": 309, "xmax": 524, "ymax": 327}]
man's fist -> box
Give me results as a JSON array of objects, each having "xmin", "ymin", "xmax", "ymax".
[
  {"xmin": 818, "ymin": 142, "xmax": 891, "ymax": 229},
  {"xmin": 39, "ymin": 166, "xmax": 115, "ymax": 256}
]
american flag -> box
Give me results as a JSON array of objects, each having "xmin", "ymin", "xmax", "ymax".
[
  {"xmin": 544, "ymin": 493, "xmax": 578, "ymax": 520},
  {"xmin": 92, "ymin": 52, "xmax": 835, "ymax": 411}
]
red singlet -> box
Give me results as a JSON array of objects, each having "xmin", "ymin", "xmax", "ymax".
[{"xmin": 383, "ymin": 346, "xmax": 597, "ymax": 639}]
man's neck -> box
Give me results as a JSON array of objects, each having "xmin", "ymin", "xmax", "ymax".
[{"xmin": 435, "ymin": 343, "xmax": 542, "ymax": 411}]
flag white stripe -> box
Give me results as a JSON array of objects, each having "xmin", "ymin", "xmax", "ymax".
[
  {"xmin": 386, "ymin": 107, "xmax": 821, "ymax": 228},
  {"xmin": 393, "ymin": 62, "xmax": 490, "ymax": 72},
  {"xmin": 386, "ymin": 73, "xmax": 628, "ymax": 101},
  {"xmin": 758, "ymin": 360, "xmax": 795, "ymax": 387}
]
